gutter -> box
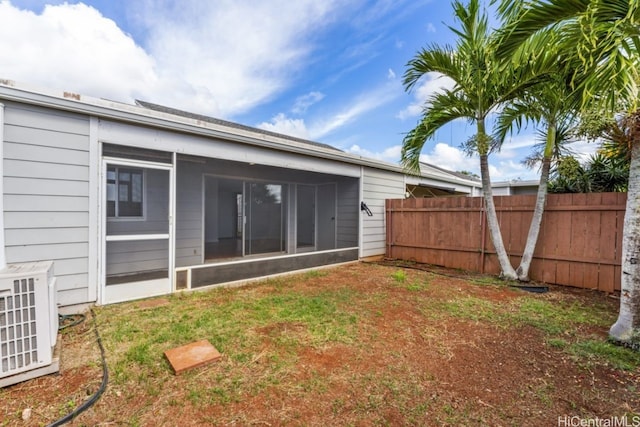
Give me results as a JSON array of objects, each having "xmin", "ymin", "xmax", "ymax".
[
  {"xmin": 0, "ymin": 80, "xmax": 407, "ymax": 174},
  {"xmin": 0, "ymin": 79, "xmax": 479, "ymax": 190}
]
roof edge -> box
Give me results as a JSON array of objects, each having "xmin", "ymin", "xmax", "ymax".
[{"xmin": 0, "ymin": 79, "xmax": 480, "ymax": 188}]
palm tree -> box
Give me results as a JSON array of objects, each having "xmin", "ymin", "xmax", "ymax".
[
  {"xmin": 494, "ymin": 71, "xmax": 580, "ymax": 280},
  {"xmin": 402, "ymin": 0, "xmax": 545, "ymax": 280},
  {"xmin": 496, "ymin": 0, "xmax": 640, "ymax": 347}
]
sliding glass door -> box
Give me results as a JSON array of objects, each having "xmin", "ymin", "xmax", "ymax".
[
  {"xmin": 296, "ymin": 184, "xmax": 315, "ymax": 250},
  {"xmin": 245, "ymin": 183, "xmax": 286, "ymax": 256}
]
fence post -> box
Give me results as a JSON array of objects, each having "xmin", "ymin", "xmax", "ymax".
[
  {"xmin": 386, "ymin": 199, "xmax": 392, "ymax": 259},
  {"xmin": 480, "ymin": 198, "xmax": 486, "ymax": 274}
]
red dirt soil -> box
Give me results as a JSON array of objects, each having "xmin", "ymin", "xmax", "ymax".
[{"xmin": 1, "ymin": 262, "xmax": 638, "ymax": 426}]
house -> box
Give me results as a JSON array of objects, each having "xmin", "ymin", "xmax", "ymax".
[
  {"xmin": 410, "ymin": 163, "xmax": 482, "ymax": 197},
  {"xmin": 491, "ymin": 179, "xmax": 539, "ymax": 196},
  {"xmin": 0, "ymin": 79, "xmax": 480, "ymax": 308}
]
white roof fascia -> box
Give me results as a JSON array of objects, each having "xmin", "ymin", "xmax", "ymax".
[
  {"xmin": 409, "ymin": 163, "xmax": 481, "ymax": 189},
  {"xmin": 0, "ymin": 79, "xmax": 467, "ymax": 185},
  {"xmin": 492, "ymin": 179, "xmax": 540, "ymax": 188}
]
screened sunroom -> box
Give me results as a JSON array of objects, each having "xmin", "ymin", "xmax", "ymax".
[
  {"xmin": 0, "ymin": 80, "xmax": 482, "ymax": 308},
  {"xmin": 102, "ymin": 143, "xmax": 359, "ymax": 304}
]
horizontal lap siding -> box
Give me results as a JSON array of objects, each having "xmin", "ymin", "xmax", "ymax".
[
  {"xmin": 3, "ymin": 104, "xmax": 91, "ymax": 305},
  {"xmin": 362, "ymin": 168, "xmax": 405, "ymax": 258}
]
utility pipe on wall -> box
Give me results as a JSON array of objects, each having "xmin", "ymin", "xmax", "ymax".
[{"xmin": 0, "ymin": 103, "xmax": 6, "ymax": 270}]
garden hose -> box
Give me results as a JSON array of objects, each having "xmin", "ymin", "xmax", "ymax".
[{"xmin": 47, "ymin": 308, "xmax": 108, "ymax": 427}]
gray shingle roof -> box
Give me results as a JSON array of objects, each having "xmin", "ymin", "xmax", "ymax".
[
  {"xmin": 135, "ymin": 99, "xmax": 342, "ymax": 153},
  {"xmin": 420, "ymin": 162, "xmax": 481, "ymax": 182}
]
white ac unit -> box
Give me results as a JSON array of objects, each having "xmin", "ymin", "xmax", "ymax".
[{"xmin": 0, "ymin": 261, "xmax": 59, "ymax": 388}]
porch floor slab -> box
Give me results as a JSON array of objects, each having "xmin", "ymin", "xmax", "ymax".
[{"xmin": 164, "ymin": 340, "xmax": 222, "ymax": 375}]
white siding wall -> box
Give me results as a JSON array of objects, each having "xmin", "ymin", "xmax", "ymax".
[
  {"xmin": 361, "ymin": 168, "xmax": 405, "ymax": 258},
  {"xmin": 491, "ymin": 187, "xmax": 511, "ymax": 196},
  {"xmin": 3, "ymin": 103, "xmax": 91, "ymax": 306}
]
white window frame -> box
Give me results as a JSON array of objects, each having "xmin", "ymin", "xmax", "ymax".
[{"xmin": 106, "ymin": 166, "xmax": 146, "ymax": 221}]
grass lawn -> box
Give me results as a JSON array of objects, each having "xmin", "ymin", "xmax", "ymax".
[{"xmin": 2, "ymin": 262, "xmax": 639, "ymax": 426}]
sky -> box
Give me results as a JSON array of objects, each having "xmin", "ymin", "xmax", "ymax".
[{"xmin": 0, "ymin": 0, "xmax": 596, "ymax": 181}]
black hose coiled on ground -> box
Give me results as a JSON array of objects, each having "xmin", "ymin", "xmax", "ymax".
[{"xmin": 47, "ymin": 308, "xmax": 108, "ymax": 427}]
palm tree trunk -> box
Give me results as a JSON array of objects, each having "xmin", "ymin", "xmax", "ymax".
[
  {"xmin": 610, "ymin": 130, "xmax": 640, "ymax": 348},
  {"xmin": 479, "ymin": 153, "xmax": 518, "ymax": 280},
  {"xmin": 516, "ymin": 156, "xmax": 550, "ymax": 281},
  {"xmin": 516, "ymin": 124, "xmax": 556, "ymax": 281}
]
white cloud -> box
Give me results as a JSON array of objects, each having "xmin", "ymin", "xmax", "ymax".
[
  {"xmin": 0, "ymin": 2, "xmax": 159, "ymax": 103},
  {"xmin": 417, "ymin": 142, "xmax": 540, "ymax": 181},
  {"xmin": 350, "ymin": 0, "xmax": 429, "ymax": 31},
  {"xmin": 489, "ymin": 160, "xmax": 538, "ymax": 181},
  {"xmin": 397, "ymin": 72, "xmax": 456, "ymax": 120},
  {"xmin": 256, "ymin": 113, "xmax": 311, "ymax": 139},
  {"xmin": 494, "ymin": 134, "xmax": 538, "ymax": 160},
  {"xmin": 137, "ymin": 0, "xmax": 338, "ymax": 116},
  {"xmin": 426, "ymin": 22, "xmax": 436, "ymax": 33},
  {"xmin": 291, "ymin": 91, "xmax": 325, "ymax": 115},
  {"xmin": 0, "ymin": 1, "xmax": 340, "ymax": 117},
  {"xmin": 256, "ymin": 70, "xmax": 403, "ymax": 142},
  {"xmin": 309, "ymin": 79, "xmax": 401, "ymax": 139},
  {"xmin": 567, "ymin": 139, "xmax": 599, "ymax": 163},
  {"xmin": 346, "ymin": 144, "xmax": 401, "ymax": 162},
  {"xmin": 387, "ymin": 68, "xmax": 396, "ymax": 80},
  {"xmin": 419, "ymin": 143, "xmax": 478, "ymax": 174}
]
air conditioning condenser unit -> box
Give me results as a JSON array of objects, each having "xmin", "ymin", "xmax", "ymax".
[{"xmin": 0, "ymin": 261, "xmax": 59, "ymax": 388}]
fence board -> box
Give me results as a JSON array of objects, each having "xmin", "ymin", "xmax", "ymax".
[{"xmin": 386, "ymin": 192, "xmax": 626, "ymax": 292}]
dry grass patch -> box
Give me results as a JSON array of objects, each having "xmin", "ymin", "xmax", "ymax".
[{"xmin": 1, "ymin": 262, "xmax": 639, "ymax": 426}]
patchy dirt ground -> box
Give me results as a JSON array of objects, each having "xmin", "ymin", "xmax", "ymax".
[{"xmin": 2, "ymin": 261, "xmax": 639, "ymax": 426}]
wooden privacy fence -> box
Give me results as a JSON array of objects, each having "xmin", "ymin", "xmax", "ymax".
[{"xmin": 386, "ymin": 192, "xmax": 626, "ymax": 293}]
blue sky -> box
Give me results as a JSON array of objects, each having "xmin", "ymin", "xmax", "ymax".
[{"xmin": 0, "ymin": 0, "xmax": 595, "ymax": 181}]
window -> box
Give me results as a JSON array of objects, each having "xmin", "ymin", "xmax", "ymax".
[{"xmin": 107, "ymin": 167, "xmax": 143, "ymax": 217}]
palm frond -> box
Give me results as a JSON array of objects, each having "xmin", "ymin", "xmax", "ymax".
[
  {"xmin": 493, "ymin": 100, "xmax": 541, "ymax": 147},
  {"xmin": 497, "ymin": 0, "xmax": 640, "ymax": 115},
  {"xmin": 496, "ymin": 0, "xmax": 590, "ymax": 57},
  {"xmin": 401, "ymin": 90, "xmax": 474, "ymax": 172},
  {"xmin": 403, "ymin": 46, "xmax": 459, "ymax": 91}
]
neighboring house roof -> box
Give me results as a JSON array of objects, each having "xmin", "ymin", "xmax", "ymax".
[
  {"xmin": 491, "ymin": 179, "xmax": 539, "ymax": 196},
  {"xmin": 419, "ymin": 162, "xmax": 481, "ymax": 183},
  {"xmin": 492, "ymin": 179, "xmax": 539, "ymax": 188},
  {"xmin": 135, "ymin": 99, "xmax": 341, "ymax": 153}
]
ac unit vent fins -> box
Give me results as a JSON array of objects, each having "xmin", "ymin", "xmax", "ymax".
[{"xmin": 0, "ymin": 278, "xmax": 39, "ymax": 374}]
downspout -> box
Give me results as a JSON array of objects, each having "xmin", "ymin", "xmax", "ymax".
[{"xmin": 0, "ymin": 103, "xmax": 6, "ymax": 270}]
